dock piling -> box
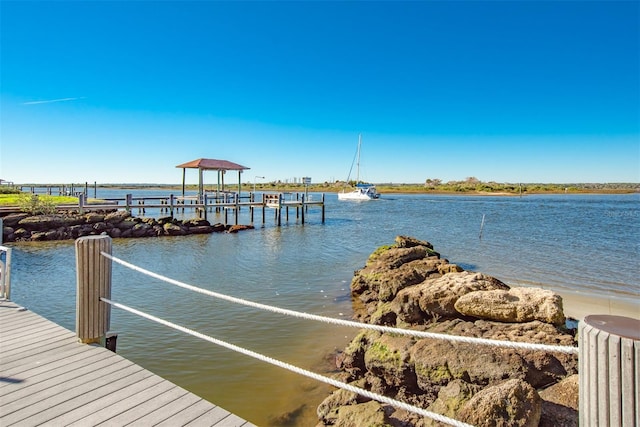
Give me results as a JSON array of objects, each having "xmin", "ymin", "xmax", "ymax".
[{"xmin": 75, "ymin": 235, "xmax": 112, "ymax": 345}]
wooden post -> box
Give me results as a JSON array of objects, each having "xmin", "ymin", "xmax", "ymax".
[
  {"xmin": 262, "ymin": 193, "xmax": 266, "ymax": 225},
  {"xmin": 301, "ymin": 194, "xmax": 305, "ymax": 224},
  {"xmin": 0, "ymin": 244, "xmax": 12, "ymax": 300},
  {"xmin": 202, "ymin": 193, "xmax": 208, "ymax": 220},
  {"xmin": 125, "ymin": 194, "xmax": 132, "ymax": 213},
  {"xmin": 579, "ymin": 314, "xmax": 640, "ymax": 426},
  {"xmin": 169, "ymin": 194, "xmax": 174, "ymax": 217},
  {"xmin": 76, "ymin": 235, "xmax": 112, "ymax": 345},
  {"xmin": 78, "ymin": 193, "xmax": 85, "ymax": 214},
  {"xmin": 321, "ymin": 193, "xmax": 325, "ymax": 223},
  {"xmin": 234, "ymin": 193, "xmax": 239, "ymax": 225},
  {"xmin": 250, "ymin": 193, "xmax": 255, "ymax": 224}
]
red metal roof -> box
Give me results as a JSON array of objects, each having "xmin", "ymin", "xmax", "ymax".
[{"xmin": 175, "ymin": 158, "xmax": 250, "ymax": 171}]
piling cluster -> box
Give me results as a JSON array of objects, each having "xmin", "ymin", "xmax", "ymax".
[{"xmin": 1, "ymin": 210, "xmax": 253, "ymax": 242}]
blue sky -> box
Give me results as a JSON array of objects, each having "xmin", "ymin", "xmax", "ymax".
[{"xmin": 1, "ymin": 1, "xmax": 638, "ymax": 185}]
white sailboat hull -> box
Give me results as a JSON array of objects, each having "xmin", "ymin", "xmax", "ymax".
[
  {"xmin": 337, "ymin": 186, "xmax": 380, "ymax": 201},
  {"xmin": 338, "ymin": 134, "xmax": 381, "ymax": 201}
]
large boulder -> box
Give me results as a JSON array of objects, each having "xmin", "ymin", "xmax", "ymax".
[
  {"xmin": 350, "ymin": 237, "xmax": 464, "ymax": 322},
  {"xmin": 391, "ymin": 271, "xmax": 510, "ymax": 324},
  {"xmin": 364, "ymin": 333, "xmax": 419, "ymax": 392},
  {"xmin": 334, "ymin": 400, "xmax": 390, "ymax": 427},
  {"xmin": 1, "ymin": 213, "xmax": 29, "ymax": 227},
  {"xmin": 316, "ymin": 380, "xmax": 370, "ymax": 425},
  {"xmin": 455, "ymin": 287, "xmax": 566, "ymax": 326},
  {"xmin": 318, "ymin": 236, "xmax": 579, "ymax": 427},
  {"xmin": 104, "ymin": 210, "xmax": 131, "ymax": 223},
  {"xmin": 18, "ymin": 214, "xmax": 80, "ymax": 231},
  {"xmin": 538, "ymin": 374, "xmax": 579, "ymax": 427},
  {"xmin": 457, "ymin": 378, "xmax": 542, "ymax": 427},
  {"xmin": 424, "ymin": 380, "xmax": 482, "ymax": 426}
]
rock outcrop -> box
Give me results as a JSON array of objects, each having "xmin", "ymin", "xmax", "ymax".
[
  {"xmin": 318, "ymin": 236, "xmax": 578, "ymax": 427},
  {"xmin": 1, "ymin": 211, "xmax": 253, "ymax": 242}
]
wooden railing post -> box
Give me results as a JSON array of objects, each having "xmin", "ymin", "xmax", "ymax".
[
  {"xmin": 579, "ymin": 314, "xmax": 640, "ymax": 426},
  {"xmin": 78, "ymin": 193, "xmax": 85, "ymax": 214},
  {"xmin": 0, "ymin": 244, "xmax": 12, "ymax": 300},
  {"xmin": 76, "ymin": 235, "xmax": 112, "ymax": 344}
]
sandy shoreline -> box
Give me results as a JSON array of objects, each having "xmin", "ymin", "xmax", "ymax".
[{"xmin": 558, "ymin": 290, "xmax": 639, "ymax": 321}]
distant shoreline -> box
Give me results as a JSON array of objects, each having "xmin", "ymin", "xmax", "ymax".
[{"xmin": 8, "ymin": 182, "xmax": 639, "ymax": 196}]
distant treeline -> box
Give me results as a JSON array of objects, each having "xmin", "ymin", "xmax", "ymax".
[{"xmin": 6, "ymin": 180, "xmax": 639, "ymax": 195}]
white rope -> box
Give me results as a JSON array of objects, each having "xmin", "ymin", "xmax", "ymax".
[
  {"xmin": 101, "ymin": 297, "xmax": 474, "ymax": 427},
  {"xmin": 102, "ymin": 252, "xmax": 578, "ymax": 355}
]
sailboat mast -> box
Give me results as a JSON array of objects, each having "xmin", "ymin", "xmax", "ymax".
[{"xmin": 356, "ymin": 134, "xmax": 361, "ymax": 183}]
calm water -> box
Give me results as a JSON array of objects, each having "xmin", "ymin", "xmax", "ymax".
[{"xmin": 8, "ymin": 191, "xmax": 640, "ymax": 426}]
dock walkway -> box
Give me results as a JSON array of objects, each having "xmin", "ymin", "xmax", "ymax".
[{"xmin": 0, "ymin": 300, "xmax": 255, "ymax": 427}]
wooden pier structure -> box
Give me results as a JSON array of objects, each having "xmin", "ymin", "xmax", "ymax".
[
  {"xmin": 0, "ymin": 191, "xmax": 326, "ymax": 227},
  {"xmin": 0, "ymin": 299, "xmax": 256, "ymax": 426}
]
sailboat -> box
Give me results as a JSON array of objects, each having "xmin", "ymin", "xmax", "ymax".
[{"xmin": 337, "ymin": 134, "xmax": 380, "ymax": 201}]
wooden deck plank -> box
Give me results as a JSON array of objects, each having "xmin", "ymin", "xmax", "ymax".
[
  {"xmin": 0, "ymin": 318, "xmax": 67, "ymax": 341},
  {"xmin": 0, "ymin": 309, "xmax": 69, "ymax": 337},
  {"xmin": 1, "ymin": 344, "xmax": 109, "ymax": 384},
  {"xmin": 128, "ymin": 391, "xmax": 204, "ymax": 425},
  {"xmin": 0, "ymin": 315, "xmax": 53, "ymax": 334},
  {"xmin": 0, "ymin": 359, "xmax": 134, "ymax": 422},
  {"xmin": 50, "ymin": 371, "xmax": 170, "ymax": 425},
  {"xmin": 0, "ymin": 330, "xmax": 79, "ymax": 361},
  {"xmin": 186, "ymin": 410, "xmax": 252, "ymax": 427},
  {"xmin": 154, "ymin": 399, "xmax": 230, "ymax": 427},
  {"xmin": 69, "ymin": 380, "xmax": 178, "ymax": 426},
  {"xmin": 7, "ymin": 366, "xmax": 164, "ymax": 426},
  {"xmin": 94, "ymin": 385, "xmax": 191, "ymax": 426},
  {"xmin": 1, "ymin": 359, "xmax": 143, "ymax": 408},
  {"xmin": 0, "ymin": 339, "xmax": 95, "ymax": 375},
  {"xmin": 0, "ymin": 301, "xmax": 255, "ymax": 427}
]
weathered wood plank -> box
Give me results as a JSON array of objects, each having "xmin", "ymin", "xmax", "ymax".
[
  {"xmin": 154, "ymin": 399, "xmax": 230, "ymax": 427},
  {"xmin": 9, "ymin": 366, "xmax": 163, "ymax": 426},
  {"xmin": 1, "ymin": 327, "xmax": 74, "ymax": 354},
  {"xmin": 93, "ymin": 383, "xmax": 201, "ymax": 425},
  {"xmin": 70, "ymin": 379, "xmax": 179, "ymax": 426},
  {"xmin": 0, "ymin": 359, "xmax": 134, "ymax": 423},
  {"xmin": 42, "ymin": 369, "xmax": 161, "ymax": 425},
  {"xmin": 1, "ymin": 360, "xmax": 144, "ymax": 408},
  {"xmin": 1, "ymin": 301, "xmax": 255, "ymax": 426},
  {"xmin": 0, "ymin": 338, "xmax": 95, "ymax": 374},
  {"xmin": 1, "ymin": 345, "xmax": 109, "ymax": 384}
]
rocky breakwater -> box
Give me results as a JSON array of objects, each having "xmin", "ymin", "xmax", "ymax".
[
  {"xmin": 1, "ymin": 211, "xmax": 254, "ymax": 242},
  {"xmin": 318, "ymin": 236, "xmax": 579, "ymax": 427}
]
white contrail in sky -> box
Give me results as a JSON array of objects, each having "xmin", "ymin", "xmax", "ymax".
[{"xmin": 23, "ymin": 97, "xmax": 86, "ymax": 105}]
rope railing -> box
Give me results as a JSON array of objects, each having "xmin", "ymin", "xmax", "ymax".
[
  {"xmin": 101, "ymin": 251, "xmax": 578, "ymax": 355},
  {"xmin": 74, "ymin": 236, "xmax": 639, "ymax": 427},
  {"xmin": 101, "ymin": 297, "xmax": 473, "ymax": 427}
]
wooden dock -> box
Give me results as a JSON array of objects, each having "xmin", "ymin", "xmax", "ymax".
[{"xmin": 0, "ymin": 299, "xmax": 256, "ymax": 427}]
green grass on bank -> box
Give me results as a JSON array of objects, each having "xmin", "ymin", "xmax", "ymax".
[{"xmin": 0, "ymin": 194, "xmax": 79, "ymax": 206}]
